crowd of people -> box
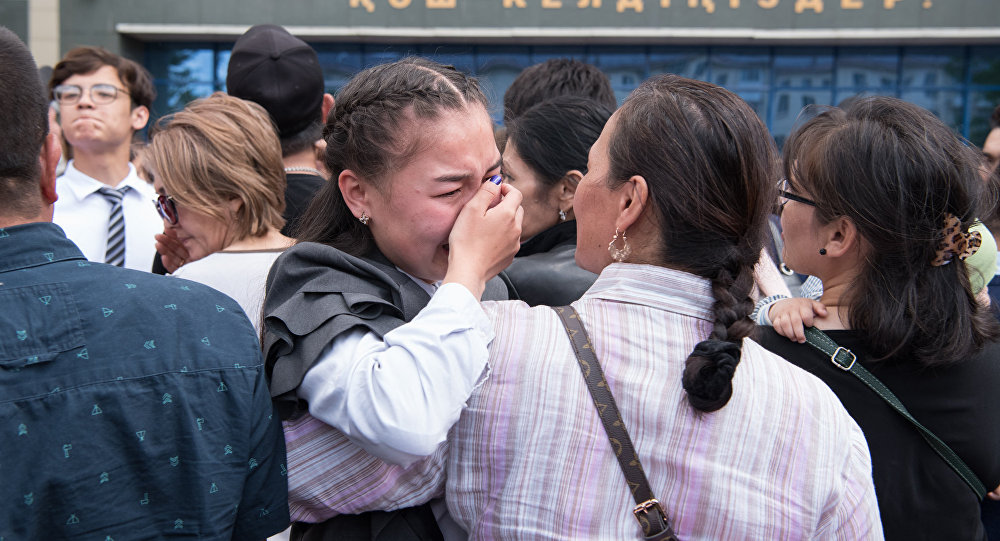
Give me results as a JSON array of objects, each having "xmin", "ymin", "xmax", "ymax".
[{"xmin": 2, "ymin": 21, "xmax": 1000, "ymax": 541}]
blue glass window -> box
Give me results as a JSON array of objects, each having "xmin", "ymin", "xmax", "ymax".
[{"xmin": 143, "ymin": 43, "xmax": 1000, "ymax": 143}]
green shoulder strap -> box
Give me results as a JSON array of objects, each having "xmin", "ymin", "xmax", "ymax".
[{"xmin": 802, "ymin": 326, "xmax": 987, "ymax": 500}]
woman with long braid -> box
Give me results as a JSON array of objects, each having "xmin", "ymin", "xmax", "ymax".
[{"xmin": 279, "ymin": 73, "xmax": 882, "ymax": 539}]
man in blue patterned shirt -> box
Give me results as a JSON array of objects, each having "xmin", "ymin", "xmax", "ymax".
[{"xmin": 0, "ymin": 27, "xmax": 289, "ymax": 539}]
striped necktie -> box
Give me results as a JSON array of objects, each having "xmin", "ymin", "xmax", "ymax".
[{"xmin": 98, "ymin": 185, "xmax": 131, "ymax": 267}]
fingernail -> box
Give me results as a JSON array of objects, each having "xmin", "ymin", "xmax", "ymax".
[{"xmin": 488, "ymin": 174, "xmax": 502, "ymax": 185}]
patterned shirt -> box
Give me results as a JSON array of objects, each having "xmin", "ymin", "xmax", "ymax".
[
  {"xmin": 284, "ymin": 264, "xmax": 883, "ymax": 539},
  {"xmin": 0, "ymin": 222, "xmax": 289, "ymax": 539}
]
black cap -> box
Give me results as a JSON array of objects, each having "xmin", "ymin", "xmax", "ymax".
[{"xmin": 226, "ymin": 24, "xmax": 324, "ymax": 138}]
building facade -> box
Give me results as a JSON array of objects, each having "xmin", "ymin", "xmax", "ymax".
[{"xmin": 10, "ymin": 0, "xmax": 1000, "ymax": 143}]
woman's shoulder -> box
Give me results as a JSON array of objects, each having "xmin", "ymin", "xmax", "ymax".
[
  {"xmin": 268, "ymin": 243, "xmax": 399, "ymax": 292},
  {"xmin": 739, "ymin": 337, "xmax": 859, "ymax": 415},
  {"xmin": 480, "ymin": 298, "xmax": 551, "ymax": 323}
]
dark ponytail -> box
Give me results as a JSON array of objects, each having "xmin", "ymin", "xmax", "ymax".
[{"xmin": 608, "ymin": 75, "xmax": 777, "ymax": 412}]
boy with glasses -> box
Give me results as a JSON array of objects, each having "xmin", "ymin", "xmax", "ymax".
[{"xmin": 48, "ymin": 46, "xmax": 162, "ymax": 271}]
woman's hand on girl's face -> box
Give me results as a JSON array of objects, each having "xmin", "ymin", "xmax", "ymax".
[{"xmin": 443, "ymin": 181, "xmax": 524, "ymax": 299}]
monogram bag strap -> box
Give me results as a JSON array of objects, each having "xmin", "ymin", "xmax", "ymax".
[
  {"xmin": 802, "ymin": 326, "xmax": 988, "ymax": 500},
  {"xmin": 553, "ymin": 306, "xmax": 680, "ymax": 541}
]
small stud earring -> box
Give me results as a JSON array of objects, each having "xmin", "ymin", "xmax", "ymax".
[
  {"xmin": 819, "ymin": 248, "xmax": 827, "ymax": 255},
  {"xmin": 558, "ymin": 209, "xmax": 567, "ymax": 222},
  {"xmin": 359, "ymin": 211, "xmax": 371, "ymax": 226}
]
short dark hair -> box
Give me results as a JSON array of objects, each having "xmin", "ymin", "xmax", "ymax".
[
  {"xmin": 49, "ymin": 46, "xmax": 156, "ymax": 110},
  {"xmin": 0, "ymin": 26, "xmax": 48, "ymax": 218},
  {"xmin": 505, "ymin": 95, "xmax": 612, "ymax": 189},
  {"xmin": 503, "ymin": 58, "xmax": 616, "ymax": 124},
  {"xmin": 295, "ymin": 57, "xmax": 489, "ymax": 253},
  {"xmin": 991, "ymin": 104, "xmax": 1000, "ymax": 131},
  {"xmin": 609, "ymin": 75, "xmax": 778, "ymax": 413},
  {"xmin": 280, "ymin": 119, "xmax": 323, "ymax": 157},
  {"xmin": 785, "ymin": 96, "xmax": 1000, "ymax": 366}
]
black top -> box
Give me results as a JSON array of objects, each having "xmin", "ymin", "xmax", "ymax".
[
  {"xmin": 758, "ymin": 329, "xmax": 1000, "ymax": 541},
  {"xmin": 504, "ymin": 220, "xmax": 597, "ymax": 307},
  {"xmin": 282, "ymin": 172, "xmax": 326, "ymax": 237}
]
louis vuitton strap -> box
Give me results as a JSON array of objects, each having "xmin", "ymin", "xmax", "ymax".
[{"xmin": 553, "ymin": 306, "xmax": 680, "ymax": 541}]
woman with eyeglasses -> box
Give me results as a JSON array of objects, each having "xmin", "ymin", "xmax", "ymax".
[
  {"xmin": 146, "ymin": 92, "xmax": 293, "ymax": 332},
  {"xmin": 757, "ymin": 96, "xmax": 1000, "ymax": 540}
]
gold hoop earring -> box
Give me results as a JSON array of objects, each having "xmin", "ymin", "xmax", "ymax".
[
  {"xmin": 608, "ymin": 228, "xmax": 631, "ymax": 262},
  {"xmin": 359, "ymin": 211, "xmax": 370, "ymax": 226}
]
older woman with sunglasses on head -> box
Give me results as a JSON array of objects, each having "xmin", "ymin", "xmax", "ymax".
[
  {"xmin": 146, "ymin": 92, "xmax": 293, "ymax": 332},
  {"xmin": 757, "ymin": 96, "xmax": 1000, "ymax": 540}
]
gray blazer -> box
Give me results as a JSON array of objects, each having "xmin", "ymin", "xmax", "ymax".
[{"xmin": 262, "ymin": 241, "xmax": 509, "ymax": 417}]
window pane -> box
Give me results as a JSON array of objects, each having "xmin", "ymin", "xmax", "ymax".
[
  {"xmin": 531, "ymin": 46, "xmax": 586, "ymax": 64},
  {"xmin": 733, "ymin": 90, "xmax": 767, "ymax": 124},
  {"xmin": 216, "ymin": 49, "xmax": 231, "ymax": 86},
  {"xmin": 833, "ymin": 88, "xmax": 898, "ymax": 106},
  {"xmin": 316, "ymin": 45, "xmax": 364, "ymax": 94},
  {"xmin": 901, "ymin": 47, "xmax": 963, "ymax": 88},
  {"xmin": 592, "ymin": 48, "xmax": 647, "ymax": 105},
  {"xmin": 971, "ymin": 47, "xmax": 1000, "ymax": 86},
  {"xmin": 417, "ymin": 44, "xmax": 476, "ymax": 73},
  {"xmin": 649, "ymin": 47, "xmax": 708, "ymax": 81},
  {"xmin": 770, "ymin": 90, "xmax": 833, "ymax": 148},
  {"xmin": 476, "ymin": 47, "xmax": 532, "ymax": 121},
  {"xmin": 774, "ymin": 49, "xmax": 832, "ymax": 88},
  {"xmin": 711, "ymin": 48, "xmax": 769, "ymax": 90},
  {"xmin": 362, "ymin": 44, "xmax": 408, "ymax": 67},
  {"xmin": 836, "ymin": 48, "xmax": 898, "ymax": 88},
  {"xmin": 155, "ymin": 81, "xmax": 214, "ymax": 114},
  {"xmin": 900, "ymin": 89, "xmax": 964, "ymax": 135}
]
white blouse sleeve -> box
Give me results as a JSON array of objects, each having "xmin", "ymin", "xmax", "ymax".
[{"xmin": 298, "ymin": 282, "xmax": 494, "ymax": 466}]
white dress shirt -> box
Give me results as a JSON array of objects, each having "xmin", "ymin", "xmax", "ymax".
[
  {"xmin": 298, "ymin": 281, "xmax": 494, "ymax": 466},
  {"xmin": 53, "ymin": 161, "xmax": 162, "ymax": 271}
]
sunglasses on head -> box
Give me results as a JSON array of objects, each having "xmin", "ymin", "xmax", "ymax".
[{"xmin": 154, "ymin": 194, "xmax": 178, "ymax": 225}]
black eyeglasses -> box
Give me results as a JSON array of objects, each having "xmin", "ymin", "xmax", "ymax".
[
  {"xmin": 154, "ymin": 194, "xmax": 178, "ymax": 225},
  {"xmin": 53, "ymin": 83, "xmax": 130, "ymax": 105},
  {"xmin": 777, "ymin": 179, "xmax": 817, "ymax": 208}
]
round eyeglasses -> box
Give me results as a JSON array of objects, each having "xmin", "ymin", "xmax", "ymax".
[
  {"xmin": 53, "ymin": 84, "xmax": 130, "ymax": 106},
  {"xmin": 154, "ymin": 194, "xmax": 178, "ymax": 225}
]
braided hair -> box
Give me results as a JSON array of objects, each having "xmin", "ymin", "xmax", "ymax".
[
  {"xmin": 607, "ymin": 75, "xmax": 778, "ymax": 412},
  {"xmin": 293, "ymin": 57, "xmax": 488, "ymax": 250}
]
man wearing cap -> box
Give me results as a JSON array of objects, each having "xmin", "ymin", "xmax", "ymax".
[
  {"xmin": 48, "ymin": 46, "xmax": 163, "ymax": 271},
  {"xmin": 154, "ymin": 25, "xmax": 333, "ymax": 273},
  {"xmin": 227, "ymin": 24, "xmax": 334, "ymax": 237},
  {"xmin": 0, "ymin": 27, "xmax": 290, "ymax": 539}
]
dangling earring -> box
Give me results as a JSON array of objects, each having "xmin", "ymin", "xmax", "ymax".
[
  {"xmin": 608, "ymin": 228, "xmax": 632, "ymax": 262},
  {"xmin": 359, "ymin": 211, "xmax": 371, "ymax": 226},
  {"xmin": 558, "ymin": 209, "xmax": 567, "ymax": 222},
  {"xmin": 818, "ymin": 248, "xmax": 827, "ymax": 255}
]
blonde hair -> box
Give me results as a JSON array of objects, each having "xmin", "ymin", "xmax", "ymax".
[{"xmin": 148, "ymin": 92, "xmax": 286, "ymax": 240}]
